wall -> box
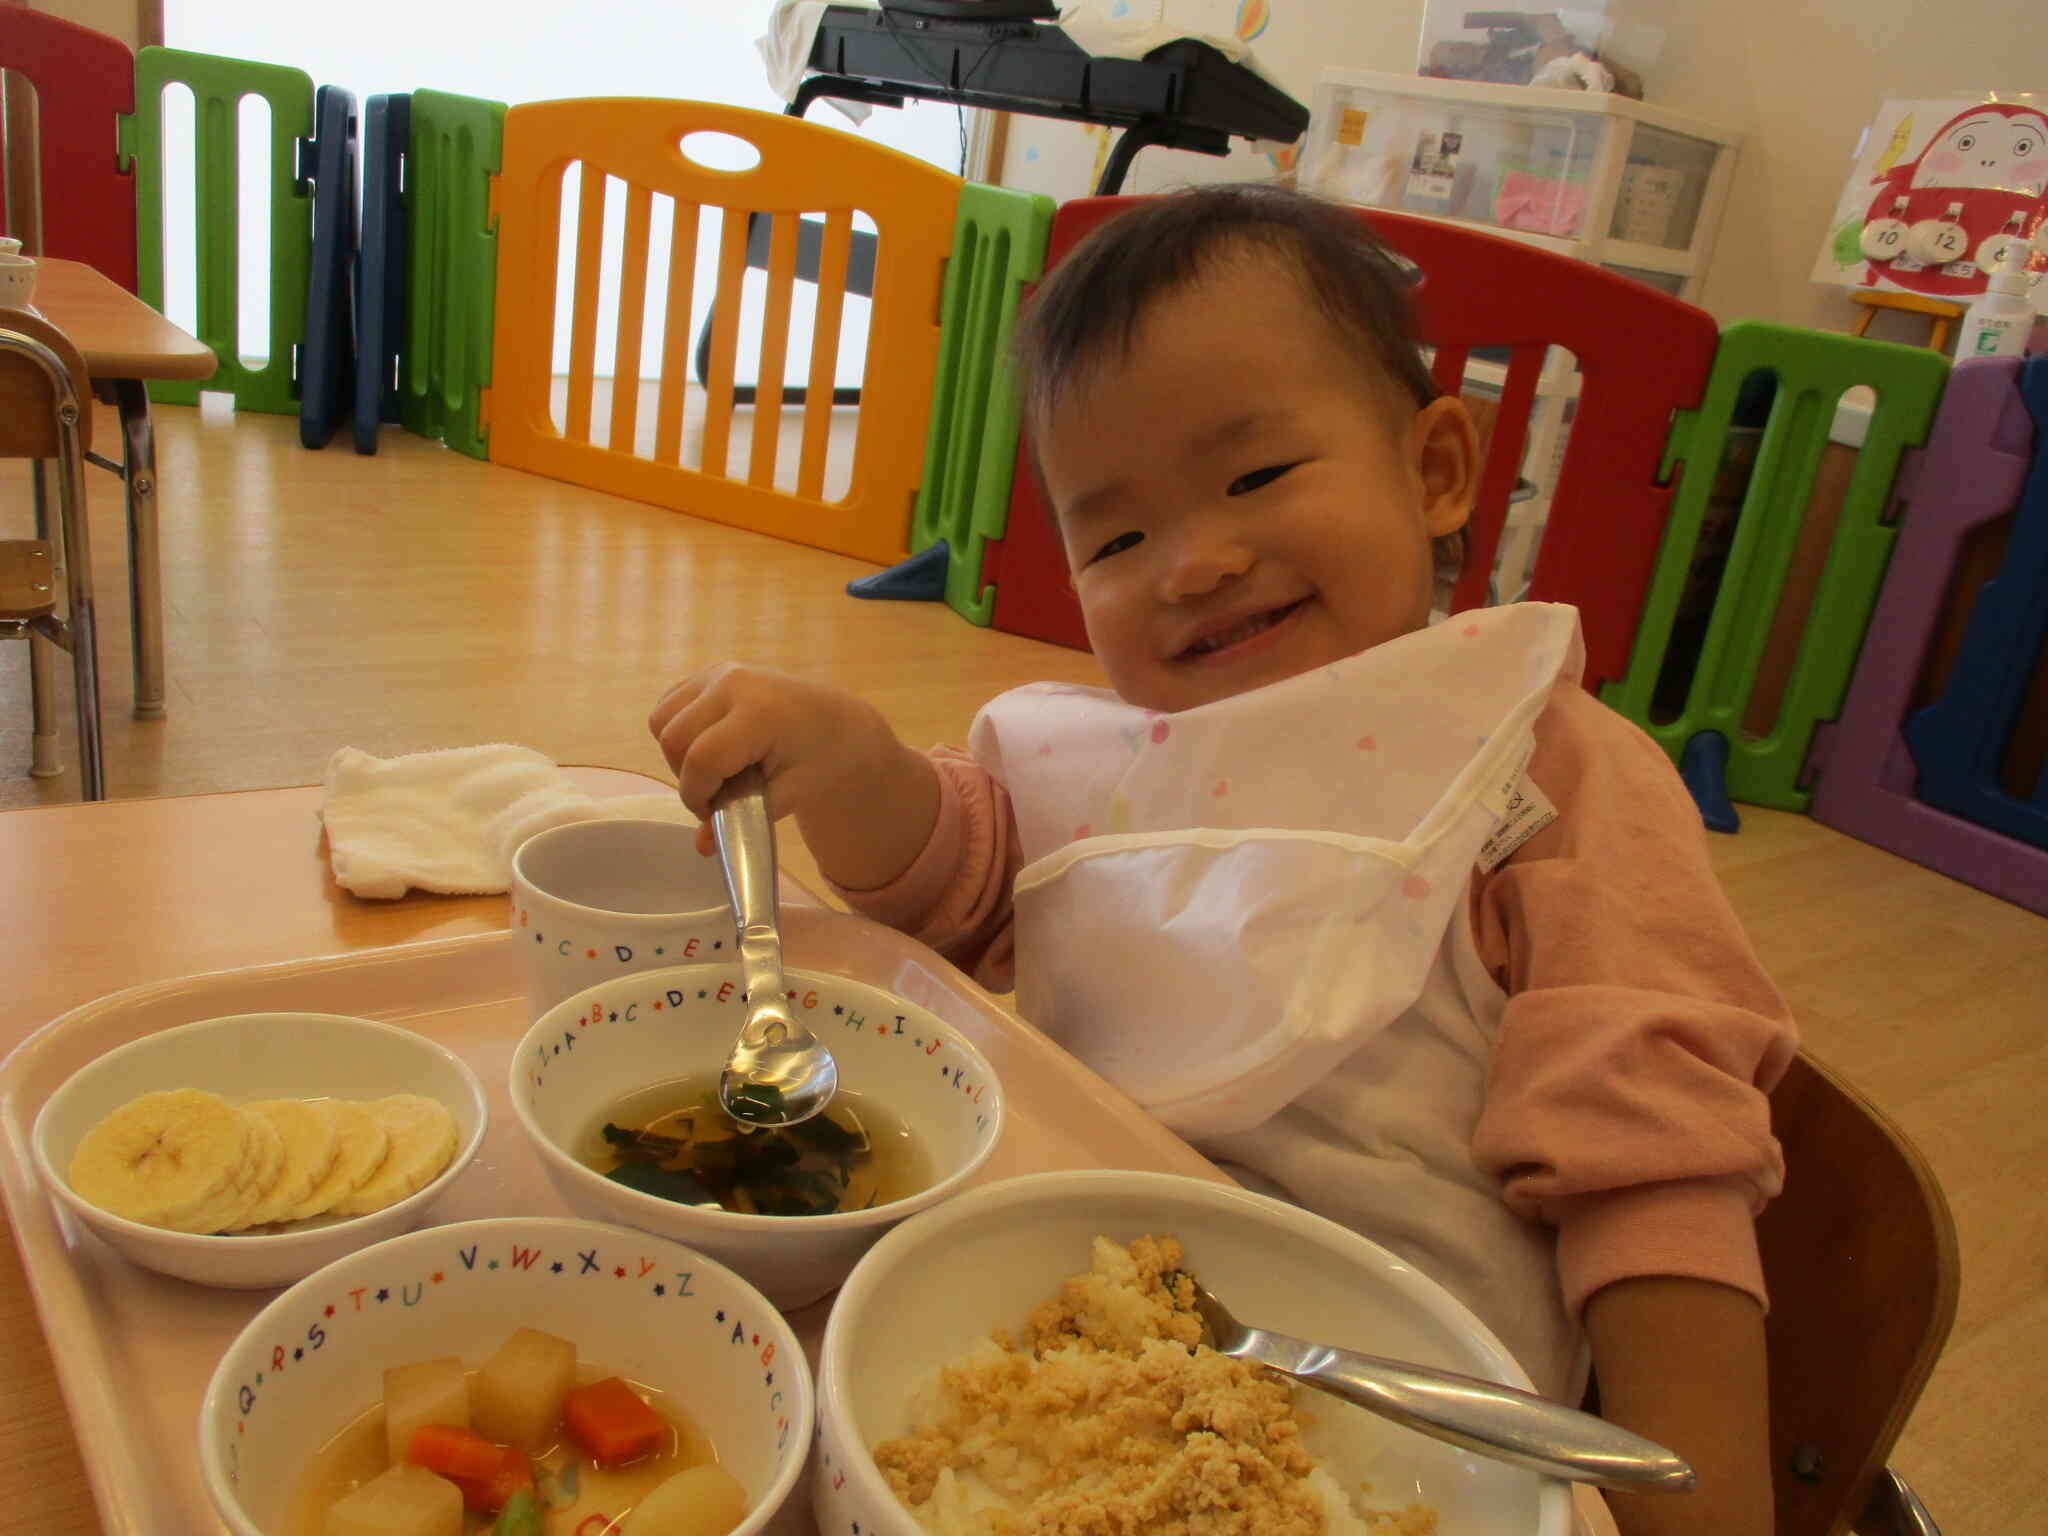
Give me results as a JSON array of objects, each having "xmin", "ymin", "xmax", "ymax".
[
  {"xmin": 991, "ymin": 0, "xmax": 2048, "ymax": 343},
  {"xmin": 20, "ymin": 0, "xmax": 139, "ymax": 47}
]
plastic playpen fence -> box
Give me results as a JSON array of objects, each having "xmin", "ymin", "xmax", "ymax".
[
  {"xmin": 122, "ymin": 46, "xmax": 312, "ymax": 414},
  {"xmin": 1603, "ymin": 323, "xmax": 1948, "ymax": 812},
  {"xmin": 911, "ymin": 182, "xmax": 1053, "ymax": 625},
  {"xmin": 401, "ymin": 89, "xmax": 504, "ymax": 461},
  {"xmin": 0, "ymin": 7, "xmax": 139, "ymax": 293},
  {"xmin": 487, "ymin": 99, "xmax": 959, "ymax": 567},
  {"xmin": 1808, "ymin": 354, "xmax": 2048, "ymax": 914}
]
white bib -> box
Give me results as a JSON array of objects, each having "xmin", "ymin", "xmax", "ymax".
[{"xmin": 969, "ymin": 603, "xmax": 1584, "ymax": 1139}]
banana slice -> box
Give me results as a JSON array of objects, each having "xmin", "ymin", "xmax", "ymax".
[
  {"xmin": 196, "ymin": 1106, "xmax": 287, "ymax": 1234},
  {"xmin": 232, "ymin": 1098, "xmax": 342, "ymax": 1230},
  {"xmin": 67, "ymin": 1089, "xmax": 251, "ymax": 1231},
  {"xmin": 287, "ymin": 1098, "xmax": 391, "ymax": 1222},
  {"xmin": 329, "ymin": 1094, "xmax": 460, "ymax": 1218}
]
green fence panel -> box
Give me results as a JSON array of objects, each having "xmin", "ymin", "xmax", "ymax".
[
  {"xmin": 120, "ymin": 46, "xmax": 313, "ymax": 413},
  {"xmin": 1601, "ymin": 322, "xmax": 1948, "ymax": 812},
  {"xmin": 401, "ymin": 88, "xmax": 505, "ymax": 461},
  {"xmin": 911, "ymin": 183, "xmax": 1054, "ymax": 626}
]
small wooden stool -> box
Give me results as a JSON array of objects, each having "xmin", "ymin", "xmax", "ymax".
[{"xmin": 1849, "ymin": 289, "xmax": 1967, "ymax": 352}]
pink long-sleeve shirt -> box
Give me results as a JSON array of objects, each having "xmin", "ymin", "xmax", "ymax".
[{"xmin": 834, "ymin": 682, "xmax": 1797, "ymax": 1364}]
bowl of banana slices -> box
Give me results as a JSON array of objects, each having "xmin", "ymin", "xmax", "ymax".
[{"xmin": 32, "ymin": 1012, "xmax": 488, "ymax": 1288}]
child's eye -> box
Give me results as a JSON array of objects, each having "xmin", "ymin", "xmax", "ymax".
[
  {"xmin": 1089, "ymin": 530, "xmax": 1145, "ymax": 564},
  {"xmin": 1228, "ymin": 463, "xmax": 1298, "ymax": 496}
]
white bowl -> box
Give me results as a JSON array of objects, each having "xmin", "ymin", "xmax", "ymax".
[
  {"xmin": 199, "ymin": 1216, "xmax": 813, "ymax": 1536},
  {"xmin": 510, "ymin": 962, "xmax": 1004, "ymax": 1310},
  {"xmin": 816, "ymin": 1170, "xmax": 1573, "ymax": 1536},
  {"xmin": 31, "ymin": 1012, "xmax": 488, "ymax": 1288}
]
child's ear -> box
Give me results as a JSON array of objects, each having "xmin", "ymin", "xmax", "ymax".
[{"xmin": 1409, "ymin": 395, "xmax": 1480, "ymax": 539}]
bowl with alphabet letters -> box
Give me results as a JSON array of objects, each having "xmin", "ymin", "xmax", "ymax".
[{"xmin": 510, "ymin": 963, "xmax": 1005, "ymax": 1309}]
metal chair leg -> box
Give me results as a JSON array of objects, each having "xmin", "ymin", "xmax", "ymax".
[
  {"xmin": 51, "ymin": 408, "xmax": 104, "ymax": 801},
  {"xmin": 111, "ymin": 378, "xmax": 165, "ymax": 720},
  {"xmin": 27, "ymin": 626, "xmax": 60, "ymax": 777},
  {"xmin": 25, "ymin": 461, "xmax": 61, "ymax": 776},
  {"xmin": 6, "ymin": 330, "xmax": 106, "ymax": 799}
]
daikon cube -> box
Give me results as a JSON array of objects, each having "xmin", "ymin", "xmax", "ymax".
[
  {"xmin": 471, "ymin": 1327, "xmax": 577, "ymax": 1450},
  {"xmin": 624, "ymin": 1464, "xmax": 751, "ymax": 1536},
  {"xmin": 383, "ymin": 1356, "xmax": 470, "ymax": 1465},
  {"xmin": 324, "ymin": 1463, "xmax": 463, "ymax": 1536}
]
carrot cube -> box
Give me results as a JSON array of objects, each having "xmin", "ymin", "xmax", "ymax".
[
  {"xmin": 406, "ymin": 1424, "xmax": 503, "ymax": 1483},
  {"xmin": 405, "ymin": 1426, "xmax": 533, "ymax": 1514},
  {"xmin": 562, "ymin": 1376, "xmax": 665, "ymax": 1467}
]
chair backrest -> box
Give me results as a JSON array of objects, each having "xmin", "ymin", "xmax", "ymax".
[
  {"xmin": 1757, "ymin": 1050, "xmax": 1959, "ymax": 1536},
  {"xmin": 983, "ymin": 195, "xmax": 1721, "ymax": 687},
  {"xmin": 0, "ymin": 304, "xmax": 93, "ymax": 458},
  {"xmin": 0, "ymin": 8, "xmax": 138, "ymax": 292},
  {"xmin": 488, "ymin": 98, "xmax": 960, "ymax": 567}
]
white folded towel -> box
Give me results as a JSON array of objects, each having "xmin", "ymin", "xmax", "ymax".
[{"xmin": 320, "ymin": 744, "xmax": 689, "ymax": 900}]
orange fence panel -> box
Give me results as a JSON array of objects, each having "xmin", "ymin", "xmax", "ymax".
[{"xmin": 488, "ymin": 99, "xmax": 960, "ymax": 566}]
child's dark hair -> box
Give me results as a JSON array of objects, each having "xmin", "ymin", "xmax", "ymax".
[
  {"xmin": 1013, "ymin": 181, "xmax": 1437, "ymax": 430},
  {"xmin": 1012, "ymin": 182, "xmax": 1464, "ymax": 582}
]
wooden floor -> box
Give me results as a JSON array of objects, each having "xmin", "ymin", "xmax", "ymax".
[{"xmin": 4, "ymin": 400, "xmax": 2044, "ymax": 1532}]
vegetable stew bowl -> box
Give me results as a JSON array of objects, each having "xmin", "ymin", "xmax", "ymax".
[
  {"xmin": 199, "ymin": 1216, "xmax": 813, "ymax": 1536},
  {"xmin": 816, "ymin": 1171, "xmax": 1574, "ymax": 1536},
  {"xmin": 508, "ymin": 962, "xmax": 1004, "ymax": 1310}
]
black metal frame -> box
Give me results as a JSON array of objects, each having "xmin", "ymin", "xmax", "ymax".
[{"xmin": 693, "ymin": 4, "xmax": 1308, "ymax": 402}]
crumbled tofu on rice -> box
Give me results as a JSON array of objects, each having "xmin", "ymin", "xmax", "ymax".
[{"xmin": 872, "ymin": 1235, "xmax": 1439, "ymax": 1536}]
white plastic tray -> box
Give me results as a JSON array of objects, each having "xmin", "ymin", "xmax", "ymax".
[{"xmin": 0, "ymin": 908, "xmax": 1225, "ymax": 1535}]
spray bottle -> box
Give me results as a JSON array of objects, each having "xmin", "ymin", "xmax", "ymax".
[{"xmin": 1958, "ymin": 245, "xmax": 2038, "ymax": 359}]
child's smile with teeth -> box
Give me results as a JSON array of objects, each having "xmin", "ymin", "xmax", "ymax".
[{"xmin": 1179, "ymin": 599, "xmax": 1308, "ymax": 660}]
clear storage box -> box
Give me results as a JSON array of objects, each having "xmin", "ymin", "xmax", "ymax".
[{"xmin": 1297, "ymin": 68, "xmax": 1739, "ymax": 302}]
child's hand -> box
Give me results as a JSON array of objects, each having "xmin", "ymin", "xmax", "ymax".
[
  {"xmin": 647, "ymin": 664, "xmax": 942, "ymax": 891},
  {"xmin": 648, "ymin": 663, "xmax": 866, "ymax": 828}
]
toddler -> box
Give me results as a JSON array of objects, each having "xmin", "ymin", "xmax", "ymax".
[{"xmin": 652, "ymin": 183, "xmax": 1794, "ymax": 1536}]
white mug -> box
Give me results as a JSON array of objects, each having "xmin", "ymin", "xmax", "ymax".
[
  {"xmin": 509, "ymin": 818, "xmax": 734, "ymax": 1020},
  {"xmin": 0, "ymin": 254, "xmax": 38, "ymax": 309}
]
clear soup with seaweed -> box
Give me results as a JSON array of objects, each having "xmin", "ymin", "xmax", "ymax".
[{"xmin": 577, "ymin": 1077, "xmax": 931, "ymax": 1217}]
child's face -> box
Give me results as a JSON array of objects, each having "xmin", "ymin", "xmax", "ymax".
[{"xmin": 1038, "ymin": 255, "xmax": 1475, "ymax": 715}]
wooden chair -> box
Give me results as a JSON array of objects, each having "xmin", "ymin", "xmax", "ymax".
[
  {"xmin": 1758, "ymin": 1050, "xmax": 1959, "ymax": 1535},
  {"xmin": 0, "ymin": 307, "xmax": 103, "ymax": 799}
]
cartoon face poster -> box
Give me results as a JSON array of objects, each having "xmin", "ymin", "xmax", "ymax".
[{"xmin": 1812, "ymin": 95, "xmax": 2048, "ymax": 312}]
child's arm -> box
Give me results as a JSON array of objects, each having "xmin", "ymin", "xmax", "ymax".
[
  {"xmin": 1583, "ymin": 1276, "xmax": 1773, "ymax": 1536},
  {"xmin": 1467, "ymin": 685, "xmax": 1795, "ymax": 1530},
  {"xmin": 648, "ymin": 663, "xmax": 941, "ymax": 892}
]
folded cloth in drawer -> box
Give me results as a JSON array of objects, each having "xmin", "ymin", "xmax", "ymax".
[{"xmin": 321, "ymin": 744, "xmax": 687, "ymax": 899}]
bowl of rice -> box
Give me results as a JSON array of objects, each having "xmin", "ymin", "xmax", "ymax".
[{"xmin": 814, "ymin": 1170, "xmax": 1573, "ymax": 1536}]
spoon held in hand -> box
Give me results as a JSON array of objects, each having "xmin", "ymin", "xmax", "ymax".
[{"xmin": 706, "ymin": 766, "xmax": 839, "ymax": 1128}]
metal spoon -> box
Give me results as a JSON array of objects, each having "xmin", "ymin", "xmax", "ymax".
[
  {"xmin": 707, "ymin": 765, "xmax": 839, "ymax": 1127},
  {"xmin": 1191, "ymin": 1281, "xmax": 1696, "ymax": 1494}
]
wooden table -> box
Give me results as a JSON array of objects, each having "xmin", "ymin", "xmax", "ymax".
[
  {"xmin": 29, "ymin": 256, "xmax": 215, "ymax": 720},
  {"xmin": 0, "ymin": 769, "xmax": 661, "ymax": 1534}
]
